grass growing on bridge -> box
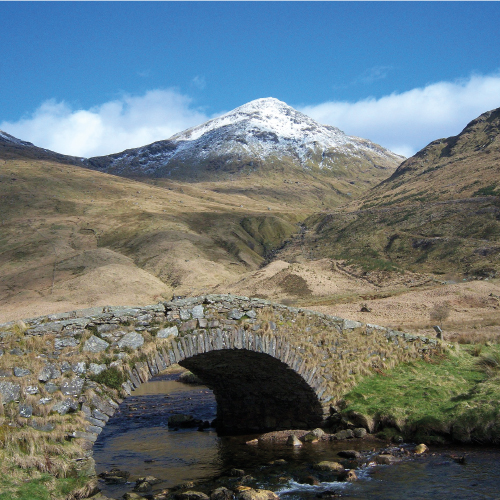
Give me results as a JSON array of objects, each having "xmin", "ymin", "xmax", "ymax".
[{"xmin": 343, "ymin": 343, "xmax": 500, "ymax": 443}]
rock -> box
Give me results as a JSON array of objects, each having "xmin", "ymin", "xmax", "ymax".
[
  {"xmin": 89, "ymin": 363, "xmax": 107, "ymax": 376},
  {"xmin": 0, "ymin": 369, "xmax": 12, "ymax": 377},
  {"xmin": 54, "ymin": 337, "xmax": 79, "ymax": 349},
  {"xmin": 61, "ymin": 377, "xmax": 85, "ymax": 396},
  {"xmin": 286, "ymin": 435, "xmax": 302, "ymax": 447},
  {"xmin": 133, "ymin": 481, "xmax": 151, "ymax": 492},
  {"xmin": 83, "ymin": 335, "xmax": 110, "ymax": 353},
  {"xmin": 376, "ymin": 454, "xmax": 395, "ymax": 465},
  {"xmin": 157, "ymin": 326, "xmax": 179, "ymax": 338},
  {"xmin": 332, "ymin": 429, "xmax": 354, "ymax": 440},
  {"xmin": 25, "ymin": 385, "xmax": 39, "ymax": 395},
  {"xmin": 414, "ymin": 444, "xmax": 428, "ymax": 454},
  {"xmin": 337, "ymin": 450, "xmax": 361, "ymax": 460},
  {"xmin": 61, "ymin": 361, "xmax": 71, "ymax": 373},
  {"xmin": 153, "ymin": 490, "xmax": 170, "ymax": 500},
  {"xmin": 338, "ymin": 469, "xmax": 357, "ymax": 482},
  {"xmin": 30, "ymin": 420, "xmax": 55, "ymax": 432},
  {"xmin": 123, "ymin": 493, "xmax": 143, "ymax": 500},
  {"xmin": 0, "ymin": 381, "xmax": 21, "ymax": 403},
  {"xmin": 13, "ymin": 367, "xmax": 31, "ymax": 377},
  {"xmin": 137, "ymin": 476, "xmax": 162, "ymax": 485},
  {"xmin": 72, "ymin": 361, "xmax": 87, "ymax": 375},
  {"xmin": 343, "ymin": 319, "xmax": 362, "ymax": 330},
  {"xmin": 9, "ymin": 347, "xmax": 24, "ymax": 356},
  {"xmin": 230, "ymin": 468, "xmax": 245, "ymax": 477},
  {"xmin": 210, "ymin": 487, "xmax": 233, "ymax": 500},
  {"xmin": 246, "ymin": 439, "xmax": 259, "ymax": 445},
  {"xmin": 313, "ymin": 461, "xmax": 344, "ymax": 472},
  {"xmin": 301, "ymin": 432, "xmax": 319, "ymax": 443},
  {"xmin": 176, "ymin": 492, "xmax": 210, "ymax": 500},
  {"xmin": 168, "ymin": 414, "xmax": 200, "ymax": 428},
  {"xmin": 19, "ymin": 404, "xmax": 33, "ymax": 418},
  {"xmin": 237, "ymin": 489, "xmax": 279, "ymax": 500},
  {"xmin": 99, "ymin": 468, "xmax": 130, "ymax": 484},
  {"xmin": 38, "ymin": 364, "xmax": 61, "ymax": 382},
  {"xmin": 180, "ymin": 309, "xmax": 191, "ymax": 320},
  {"xmin": 117, "ymin": 332, "xmax": 144, "ymax": 349},
  {"xmin": 353, "ymin": 428, "xmax": 367, "ymax": 438},
  {"xmin": 191, "ymin": 305, "xmax": 204, "ymax": 319},
  {"xmin": 235, "ymin": 487, "xmax": 251, "ymax": 493},
  {"xmin": 228, "ymin": 309, "xmax": 244, "ymax": 320},
  {"xmin": 246, "ymin": 310, "xmax": 257, "ymax": 319},
  {"xmin": 311, "ymin": 428, "xmax": 325, "ymax": 438},
  {"xmin": 38, "ymin": 397, "xmax": 52, "ymax": 405},
  {"xmin": 52, "ymin": 398, "xmax": 78, "ymax": 415},
  {"xmin": 344, "ymin": 411, "xmax": 375, "ymax": 433},
  {"xmin": 97, "ymin": 324, "xmax": 119, "ymax": 334},
  {"xmin": 45, "ymin": 382, "xmax": 59, "ymax": 394}
]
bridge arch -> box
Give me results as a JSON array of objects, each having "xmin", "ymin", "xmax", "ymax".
[{"xmin": 0, "ymin": 294, "xmax": 440, "ymax": 460}]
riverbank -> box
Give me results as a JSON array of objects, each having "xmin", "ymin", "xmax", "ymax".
[
  {"xmin": 340, "ymin": 343, "xmax": 500, "ymax": 444},
  {"xmin": 2, "ymin": 340, "xmax": 500, "ymax": 499}
]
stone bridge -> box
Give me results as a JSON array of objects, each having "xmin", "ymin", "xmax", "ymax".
[{"xmin": 0, "ymin": 295, "xmax": 439, "ymax": 458}]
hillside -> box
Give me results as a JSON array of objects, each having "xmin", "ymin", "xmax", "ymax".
[
  {"xmin": 0, "ymin": 129, "xmax": 83, "ymax": 165},
  {"xmin": 0, "ymin": 154, "xmax": 304, "ymax": 322},
  {"xmin": 85, "ymin": 98, "xmax": 403, "ymax": 206},
  {"xmin": 366, "ymin": 106, "xmax": 500, "ymax": 205},
  {"xmin": 297, "ymin": 106, "xmax": 500, "ymax": 277}
]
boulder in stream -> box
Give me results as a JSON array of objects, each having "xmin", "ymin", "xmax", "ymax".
[
  {"xmin": 210, "ymin": 487, "xmax": 234, "ymax": 500},
  {"xmin": 237, "ymin": 489, "xmax": 279, "ymax": 500}
]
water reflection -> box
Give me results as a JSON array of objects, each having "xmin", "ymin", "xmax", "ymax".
[{"xmin": 94, "ymin": 372, "xmax": 500, "ymax": 500}]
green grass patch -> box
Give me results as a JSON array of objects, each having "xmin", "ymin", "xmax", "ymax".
[
  {"xmin": 343, "ymin": 345, "xmax": 500, "ymax": 443},
  {"xmin": 89, "ymin": 366, "xmax": 125, "ymax": 390},
  {"xmin": 0, "ymin": 473, "xmax": 88, "ymax": 500}
]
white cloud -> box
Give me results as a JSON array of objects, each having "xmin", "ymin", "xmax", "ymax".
[
  {"xmin": 2, "ymin": 73, "xmax": 500, "ymax": 159},
  {"xmin": 0, "ymin": 89, "xmax": 209, "ymax": 158},
  {"xmin": 299, "ymin": 73, "xmax": 500, "ymax": 157}
]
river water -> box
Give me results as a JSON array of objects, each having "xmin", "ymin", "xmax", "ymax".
[{"xmin": 93, "ymin": 373, "xmax": 500, "ymax": 499}]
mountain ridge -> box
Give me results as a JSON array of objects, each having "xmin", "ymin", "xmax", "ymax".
[{"xmin": 85, "ymin": 97, "xmax": 403, "ymax": 182}]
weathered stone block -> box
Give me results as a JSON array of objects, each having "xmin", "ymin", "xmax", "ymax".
[
  {"xmin": 13, "ymin": 367, "xmax": 31, "ymax": 377},
  {"xmin": 83, "ymin": 335, "xmax": 109, "ymax": 353},
  {"xmin": 0, "ymin": 381, "xmax": 21, "ymax": 403},
  {"xmin": 117, "ymin": 332, "xmax": 144, "ymax": 349},
  {"xmin": 157, "ymin": 326, "xmax": 179, "ymax": 338},
  {"xmin": 61, "ymin": 377, "xmax": 85, "ymax": 396},
  {"xmin": 54, "ymin": 337, "xmax": 79, "ymax": 349},
  {"xmin": 52, "ymin": 398, "xmax": 78, "ymax": 415}
]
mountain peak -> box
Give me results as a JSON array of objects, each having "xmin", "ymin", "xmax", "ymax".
[{"xmin": 87, "ymin": 97, "xmax": 403, "ymax": 182}]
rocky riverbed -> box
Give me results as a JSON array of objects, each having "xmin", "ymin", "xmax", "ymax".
[{"xmin": 90, "ymin": 372, "xmax": 500, "ymax": 500}]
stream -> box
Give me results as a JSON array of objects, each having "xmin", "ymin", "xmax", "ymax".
[{"xmin": 93, "ymin": 372, "xmax": 500, "ymax": 499}]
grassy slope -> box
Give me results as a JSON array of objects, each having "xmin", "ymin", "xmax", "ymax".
[
  {"xmin": 300, "ymin": 108, "xmax": 500, "ymax": 277},
  {"xmin": 343, "ymin": 344, "xmax": 500, "ymax": 444},
  {"xmin": 0, "ymin": 156, "xmax": 326, "ymax": 322}
]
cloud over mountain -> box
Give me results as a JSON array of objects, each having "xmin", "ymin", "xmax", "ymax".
[
  {"xmin": 1, "ymin": 73, "xmax": 500, "ymax": 158},
  {"xmin": 0, "ymin": 90, "xmax": 210, "ymax": 157},
  {"xmin": 300, "ymin": 73, "xmax": 500, "ymax": 157}
]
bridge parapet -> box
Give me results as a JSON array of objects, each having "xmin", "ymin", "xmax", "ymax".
[{"xmin": 0, "ymin": 295, "xmax": 439, "ymax": 468}]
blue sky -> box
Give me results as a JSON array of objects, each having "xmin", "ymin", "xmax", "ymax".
[{"xmin": 1, "ymin": 2, "xmax": 500, "ymax": 158}]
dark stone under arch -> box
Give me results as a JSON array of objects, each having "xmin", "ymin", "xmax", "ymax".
[{"xmin": 179, "ymin": 349, "xmax": 324, "ymax": 435}]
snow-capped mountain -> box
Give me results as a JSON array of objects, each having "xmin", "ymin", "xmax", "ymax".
[{"xmin": 87, "ymin": 98, "xmax": 403, "ymax": 180}]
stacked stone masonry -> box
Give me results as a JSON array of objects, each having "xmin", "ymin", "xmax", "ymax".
[{"xmin": 0, "ymin": 294, "xmax": 439, "ymax": 449}]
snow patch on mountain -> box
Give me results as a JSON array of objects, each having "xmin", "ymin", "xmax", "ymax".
[{"xmin": 89, "ymin": 98, "xmax": 404, "ymax": 176}]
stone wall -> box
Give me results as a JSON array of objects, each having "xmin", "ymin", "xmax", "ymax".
[{"xmin": 0, "ymin": 294, "xmax": 439, "ymax": 450}]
